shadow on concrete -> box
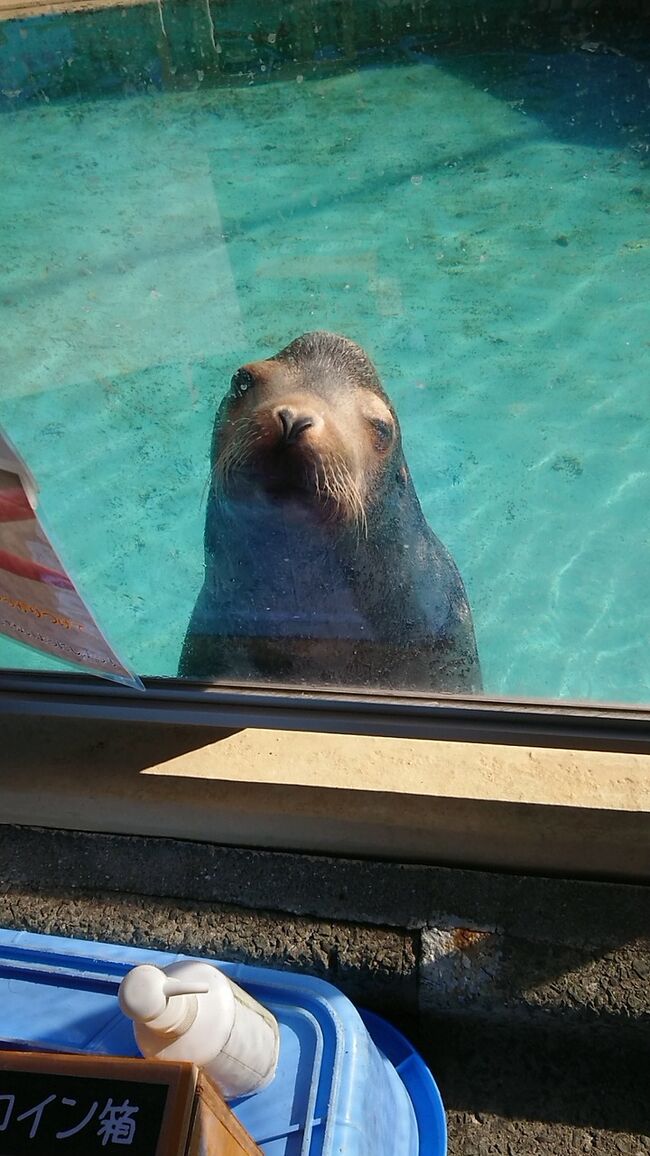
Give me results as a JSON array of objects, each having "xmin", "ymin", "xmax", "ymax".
[
  {"xmin": 0, "ymin": 714, "xmax": 238, "ymax": 780},
  {"xmin": 415, "ymin": 1014, "xmax": 650, "ymax": 1136}
]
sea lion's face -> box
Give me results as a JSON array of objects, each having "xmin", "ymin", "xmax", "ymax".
[{"xmin": 213, "ymin": 332, "xmax": 402, "ymax": 531}]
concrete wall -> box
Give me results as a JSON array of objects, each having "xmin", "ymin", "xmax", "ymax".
[
  {"xmin": 1, "ymin": 823, "xmax": 649, "ymax": 1153},
  {"xmin": 1, "ymin": 715, "xmax": 650, "ymax": 877}
]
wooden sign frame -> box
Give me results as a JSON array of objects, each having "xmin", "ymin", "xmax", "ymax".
[{"xmin": 0, "ymin": 1051, "xmax": 261, "ymax": 1156}]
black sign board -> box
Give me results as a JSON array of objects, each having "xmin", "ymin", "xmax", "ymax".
[{"xmin": 0, "ymin": 1053, "xmax": 197, "ymax": 1156}]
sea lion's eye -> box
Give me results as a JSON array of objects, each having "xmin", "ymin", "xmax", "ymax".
[
  {"xmin": 370, "ymin": 417, "xmax": 394, "ymax": 449},
  {"xmin": 230, "ymin": 368, "xmax": 255, "ymax": 398}
]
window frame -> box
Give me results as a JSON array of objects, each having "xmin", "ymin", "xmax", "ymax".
[{"xmin": 1, "ymin": 670, "xmax": 649, "ymax": 754}]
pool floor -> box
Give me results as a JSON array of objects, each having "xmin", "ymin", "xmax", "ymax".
[{"xmin": 0, "ymin": 47, "xmax": 649, "ymax": 702}]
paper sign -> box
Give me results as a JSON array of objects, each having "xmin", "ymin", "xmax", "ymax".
[{"xmin": 0, "ymin": 428, "xmax": 142, "ymax": 689}]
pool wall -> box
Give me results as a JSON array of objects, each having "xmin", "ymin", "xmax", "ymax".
[{"xmin": 1, "ymin": 0, "xmax": 647, "ymax": 108}]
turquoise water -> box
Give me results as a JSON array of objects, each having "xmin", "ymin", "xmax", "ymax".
[{"xmin": 1, "ymin": 49, "xmax": 649, "ymax": 702}]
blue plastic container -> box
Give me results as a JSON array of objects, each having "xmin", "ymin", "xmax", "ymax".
[{"xmin": 0, "ymin": 928, "xmax": 446, "ymax": 1155}]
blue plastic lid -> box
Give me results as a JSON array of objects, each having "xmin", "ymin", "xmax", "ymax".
[
  {"xmin": 360, "ymin": 1009, "xmax": 447, "ymax": 1156},
  {"xmin": 0, "ymin": 928, "xmax": 446, "ymax": 1155}
]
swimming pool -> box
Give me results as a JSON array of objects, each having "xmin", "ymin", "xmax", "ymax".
[{"xmin": 1, "ymin": 3, "xmax": 648, "ymax": 703}]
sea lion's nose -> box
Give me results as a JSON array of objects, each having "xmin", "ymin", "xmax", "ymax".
[{"xmin": 275, "ymin": 407, "xmax": 315, "ymax": 445}]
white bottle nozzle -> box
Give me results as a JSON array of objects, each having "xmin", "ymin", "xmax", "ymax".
[
  {"xmin": 118, "ymin": 965, "xmax": 205, "ymax": 1036},
  {"xmin": 162, "ymin": 979, "xmax": 210, "ymax": 998}
]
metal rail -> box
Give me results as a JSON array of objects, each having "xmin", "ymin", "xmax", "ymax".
[{"xmin": 1, "ymin": 672, "xmax": 649, "ymax": 753}]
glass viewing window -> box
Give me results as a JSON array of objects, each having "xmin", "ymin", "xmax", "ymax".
[{"xmin": 0, "ymin": 0, "xmax": 648, "ymax": 751}]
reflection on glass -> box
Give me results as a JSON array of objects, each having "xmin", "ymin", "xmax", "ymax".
[{"xmin": 0, "ymin": 2, "xmax": 648, "ymax": 701}]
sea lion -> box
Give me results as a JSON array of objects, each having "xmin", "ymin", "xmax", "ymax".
[{"xmin": 179, "ymin": 331, "xmax": 482, "ymax": 693}]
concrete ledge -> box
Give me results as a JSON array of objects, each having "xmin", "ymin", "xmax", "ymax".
[
  {"xmin": 447, "ymin": 1114, "xmax": 650, "ymax": 1156},
  {"xmin": 0, "ymin": 864, "xmax": 649, "ymax": 1148},
  {"xmin": 0, "ymin": 885, "xmax": 418, "ymax": 1013},
  {"xmin": 420, "ymin": 926, "xmax": 650, "ymax": 1028},
  {"xmin": 0, "ymin": 0, "xmax": 146, "ymax": 18},
  {"xmin": 1, "ymin": 715, "xmax": 650, "ymax": 879},
  {"xmin": 2, "ymin": 825, "xmax": 650, "ymax": 949},
  {"xmin": 3, "ymin": 825, "xmax": 650, "ymax": 1034}
]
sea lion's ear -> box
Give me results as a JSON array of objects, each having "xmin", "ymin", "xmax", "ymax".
[{"xmin": 396, "ymin": 465, "xmax": 408, "ymax": 488}]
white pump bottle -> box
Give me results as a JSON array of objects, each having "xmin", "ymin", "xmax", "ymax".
[{"xmin": 118, "ymin": 961, "xmax": 279, "ymax": 1100}]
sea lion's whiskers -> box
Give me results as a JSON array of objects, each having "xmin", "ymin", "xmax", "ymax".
[
  {"xmin": 215, "ymin": 444, "xmax": 236, "ymax": 484},
  {"xmin": 335, "ymin": 455, "xmax": 367, "ymax": 537},
  {"xmin": 321, "ymin": 464, "xmax": 338, "ymax": 523},
  {"xmin": 225, "ymin": 442, "xmax": 255, "ymax": 479},
  {"xmin": 201, "ymin": 462, "xmax": 219, "ymax": 506},
  {"xmin": 216, "ymin": 428, "xmax": 259, "ymax": 484},
  {"xmin": 331, "ymin": 461, "xmax": 352, "ymax": 538},
  {"xmin": 327, "ymin": 460, "xmax": 345, "ymax": 514},
  {"xmin": 323, "ymin": 455, "xmax": 367, "ymax": 539},
  {"xmin": 342, "ymin": 469, "xmax": 367, "ymax": 541}
]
